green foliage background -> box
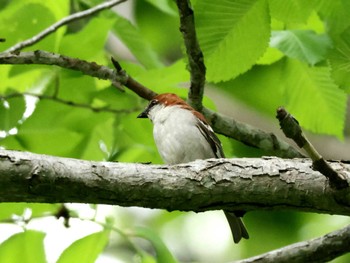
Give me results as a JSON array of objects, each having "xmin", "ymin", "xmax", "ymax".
[{"xmin": 0, "ymin": 0, "xmax": 349, "ymax": 262}]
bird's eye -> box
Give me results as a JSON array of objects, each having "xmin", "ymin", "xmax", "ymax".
[{"xmin": 149, "ymin": 99, "xmax": 158, "ymax": 107}]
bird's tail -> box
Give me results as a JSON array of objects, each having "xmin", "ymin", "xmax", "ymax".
[{"xmin": 224, "ymin": 211, "xmax": 249, "ymax": 243}]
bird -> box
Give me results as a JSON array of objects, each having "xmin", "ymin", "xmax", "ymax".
[{"xmin": 137, "ymin": 93, "xmax": 249, "ymax": 243}]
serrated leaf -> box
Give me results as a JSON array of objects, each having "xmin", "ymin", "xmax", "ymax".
[
  {"xmin": 271, "ymin": 30, "xmax": 332, "ymax": 65},
  {"xmin": 134, "ymin": 227, "xmax": 177, "ymax": 263},
  {"xmin": 112, "ymin": 14, "xmax": 163, "ymax": 69},
  {"xmin": 268, "ymin": 0, "xmax": 316, "ymax": 24},
  {"xmin": 57, "ymin": 230, "xmax": 110, "ymax": 263},
  {"xmin": 257, "ymin": 47, "xmax": 284, "ymax": 65},
  {"xmin": 195, "ymin": 0, "xmax": 270, "ymax": 82},
  {"xmin": 282, "ymin": 59, "xmax": 346, "ymax": 138},
  {"xmin": 328, "ymin": 27, "xmax": 350, "ymax": 91},
  {"xmin": 0, "ymin": 230, "xmax": 46, "ymax": 263}
]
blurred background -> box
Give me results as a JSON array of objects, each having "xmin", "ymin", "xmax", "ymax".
[{"xmin": 0, "ymin": 0, "xmax": 349, "ymax": 262}]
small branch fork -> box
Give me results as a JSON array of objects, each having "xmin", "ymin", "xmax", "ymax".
[{"xmin": 277, "ymin": 107, "xmax": 349, "ymax": 189}]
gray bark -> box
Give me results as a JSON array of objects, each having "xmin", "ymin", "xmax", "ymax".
[{"xmin": 0, "ymin": 149, "xmax": 349, "ymax": 216}]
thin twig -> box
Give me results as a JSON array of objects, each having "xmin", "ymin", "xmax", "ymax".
[
  {"xmin": 175, "ymin": 0, "xmax": 206, "ymax": 111},
  {"xmin": 3, "ymin": 0, "xmax": 128, "ymax": 53}
]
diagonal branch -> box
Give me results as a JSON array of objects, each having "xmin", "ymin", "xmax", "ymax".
[
  {"xmin": 235, "ymin": 224, "xmax": 350, "ymax": 263},
  {"xmin": 175, "ymin": 0, "xmax": 206, "ymax": 111},
  {"xmin": 0, "ymin": 51, "xmax": 301, "ymax": 158},
  {"xmin": 3, "ymin": 0, "xmax": 128, "ymax": 53}
]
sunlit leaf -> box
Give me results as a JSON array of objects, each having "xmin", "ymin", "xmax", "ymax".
[
  {"xmin": 196, "ymin": 0, "xmax": 270, "ymax": 82},
  {"xmin": 145, "ymin": 0, "xmax": 177, "ymax": 16},
  {"xmin": 59, "ymin": 16, "xmax": 115, "ymax": 62},
  {"xmin": 257, "ymin": 47, "xmax": 284, "ymax": 65},
  {"xmin": 268, "ymin": 0, "xmax": 316, "ymax": 24},
  {"xmin": 282, "ymin": 59, "xmax": 346, "ymax": 138},
  {"xmin": 328, "ymin": 27, "xmax": 350, "ymax": 91},
  {"xmin": 57, "ymin": 230, "xmax": 110, "ymax": 263},
  {"xmin": 0, "ymin": 3, "xmax": 57, "ymax": 52},
  {"xmin": 316, "ymin": 0, "xmax": 350, "ymax": 35},
  {"xmin": 0, "ymin": 230, "xmax": 46, "ymax": 263},
  {"xmin": 134, "ymin": 227, "xmax": 178, "ymax": 263},
  {"xmin": 270, "ymin": 30, "xmax": 332, "ymax": 65}
]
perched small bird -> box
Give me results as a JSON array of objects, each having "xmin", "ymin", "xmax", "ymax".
[{"xmin": 138, "ymin": 93, "xmax": 249, "ymax": 243}]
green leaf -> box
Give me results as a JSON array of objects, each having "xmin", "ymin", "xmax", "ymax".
[
  {"xmin": 268, "ymin": 0, "xmax": 316, "ymax": 24},
  {"xmin": 57, "ymin": 230, "xmax": 110, "ymax": 263},
  {"xmin": 282, "ymin": 59, "xmax": 347, "ymax": 138},
  {"xmin": 129, "ymin": 59, "xmax": 190, "ymax": 94},
  {"xmin": 328, "ymin": 27, "xmax": 350, "ymax": 91},
  {"xmin": 0, "ymin": 3, "xmax": 57, "ymax": 52},
  {"xmin": 257, "ymin": 47, "xmax": 284, "ymax": 65},
  {"xmin": 0, "ymin": 96, "xmax": 25, "ymax": 132},
  {"xmin": 134, "ymin": 227, "xmax": 178, "ymax": 263},
  {"xmin": 218, "ymin": 61, "xmax": 285, "ymax": 116},
  {"xmin": 59, "ymin": 16, "xmax": 115, "ymax": 62},
  {"xmin": 0, "ymin": 230, "xmax": 46, "ymax": 263},
  {"xmin": 112, "ymin": 14, "xmax": 163, "ymax": 69},
  {"xmin": 0, "ymin": 203, "xmax": 60, "ymax": 221},
  {"xmin": 270, "ymin": 30, "xmax": 332, "ymax": 65},
  {"xmin": 316, "ymin": 0, "xmax": 350, "ymax": 36},
  {"xmin": 145, "ymin": 0, "xmax": 177, "ymax": 16},
  {"xmin": 195, "ymin": 0, "xmax": 270, "ymax": 82}
]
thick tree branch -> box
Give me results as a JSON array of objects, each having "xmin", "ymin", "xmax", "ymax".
[
  {"xmin": 3, "ymin": 0, "xmax": 128, "ymax": 53},
  {"xmin": 0, "ymin": 51, "xmax": 302, "ymax": 158},
  {"xmin": 0, "ymin": 149, "xmax": 349, "ymax": 216},
  {"xmin": 236, "ymin": 224, "xmax": 350, "ymax": 263},
  {"xmin": 175, "ymin": 0, "xmax": 206, "ymax": 111}
]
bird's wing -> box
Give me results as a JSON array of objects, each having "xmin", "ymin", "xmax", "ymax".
[{"xmin": 196, "ymin": 119, "xmax": 225, "ymax": 158}]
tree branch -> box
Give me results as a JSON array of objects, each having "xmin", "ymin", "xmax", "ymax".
[
  {"xmin": 3, "ymin": 0, "xmax": 128, "ymax": 53},
  {"xmin": 0, "ymin": 50, "xmax": 127, "ymax": 90},
  {"xmin": 175, "ymin": 0, "xmax": 206, "ymax": 111},
  {"xmin": 1, "ymin": 149, "xmax": 349, "ymax": 216},
  {"xmin": 277, "ymin": 107, "xmax": 348, "ymax": 188},
  {"xmin": 236, "ymin": 224, "xmax": 350, "ymax": 263},
  {"xmin": 0, "ymin": 51, "xmax": 302, "ymax": 158}
]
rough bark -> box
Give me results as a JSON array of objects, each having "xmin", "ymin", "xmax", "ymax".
[{"xmin": 1, "ymin": 149, "xmax": 349, "ymax": 216}]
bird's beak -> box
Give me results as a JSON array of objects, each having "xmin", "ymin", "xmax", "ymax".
[{"xmin": 137, "ymin": 108, "xmax": 149, "ymax": 118}]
